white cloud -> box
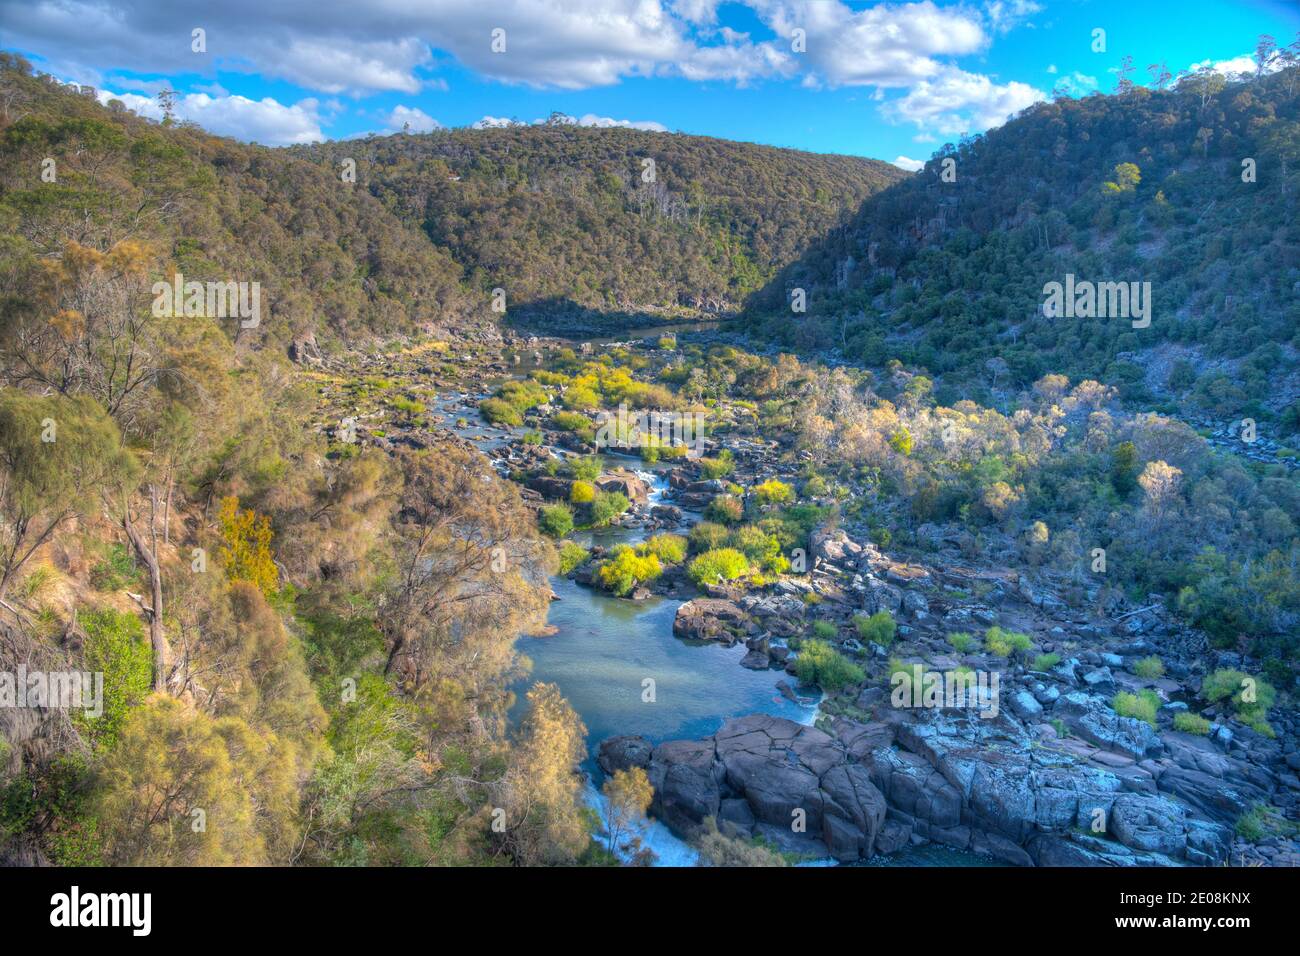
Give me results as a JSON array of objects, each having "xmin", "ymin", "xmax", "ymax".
[
  {"xmin": 892, "ymin": 155, "xmax": 925, "ymax": 172},
  {"xmin": 12, "ymin": 0, "xmax": 1052, "ymax": 143},
  {"xmin": 983, "ymin": 0, "xmax": 1042, "ymax": 34},
  {"xmin": 570, "ymin": 113, "xmax": 667, "ymax": 131},
  {"xmin": 387, "ymin": 105, "xmax": 440, "ymax": 133},
  {"xmin": 884, "ymin": 65, "xmax": 1045, "ymax": 136},
  {"xmin": 8, "ymin": 0, "xmax": 1003, "ymax": 95},
  {"xmin": 1052, "ymin": 71, "xmax": 1098, "ymax": 96},
  {"xmin": 1188, "ymin": 53, "xmax": 1260, "ymax": 78},
  {"xmin": 97, "ymin": 89, "xmax": 324, "ymax": 145},
  {"xmin": 472, "ymin": 116, "xmax": 524, "ymax": 129},
  {"xmin": 760, "ymin": 0, "xmax": 989, "ymax": 88}
]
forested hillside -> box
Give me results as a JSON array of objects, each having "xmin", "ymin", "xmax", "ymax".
[
  {"xmin": 0, "ymin": 58, "xmax": 475, "ymax": 348},
  {"xmin": 0, "ymin": 53, "xmax": 572, "ymax": 866},
  {"xmin": 744, "ymin": 62, "xmax": 1300, "ymax": 434},
  {"xmin": 298, "ymin": 120, "xmax": 902, "ymax": 323},
  {"xmin": 0, "ymin": 50, "xmax": 895, "ymax": 868}
]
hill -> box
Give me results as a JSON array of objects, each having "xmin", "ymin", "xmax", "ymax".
[
  {"xmin": 295, "ymin": 120, "xmax": 903, "ymax": 329},
  {"xmin": 742, "ymin": 65, "xmax": 1300, "ymax": 436}
]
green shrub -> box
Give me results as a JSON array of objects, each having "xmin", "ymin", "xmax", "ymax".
[
  {"xmin": 641, "ymin": 533, "xmax": 687, "ymax": 564},
  {"xmin": 984, "ymin": 626, "xmax": 1033, "ymax": 658},
  {"xmin": 1111, "ymin": 689, "xmax": 1161, "ymax": 727},
  {"xmin": 498, "ymin": 379, "xmax": 547, "ymax": 411},
  {"xmin": 687, "ymin": 548, "xmax": 750, "ymax": 586},
  {"xmin": 1173, "ymin": 712, "xmax": 1212, "ymax": 735},
  {"xmin": 753, "ymin": 479, "xmax": 794, "ymax": 506},
  {"xmin": 1032, "ymin": 652, "xmax": 1061, "ymax": 672},
  {"xmin": 705, "ymin": 494, "xmax": 744, "ymax": 525},
  {"xmin": 1234, "ymin": 805, "xmax": 1298, "ymax": 843},
  {"xmin": 595, "ymin": 546, "xmax": 662, "ymax": 597},
  {"xmin": 588, "ymin": 491, "xmax": 630, "ymax": 527},
  {"xmin": 1132, "ymin": 655, "xmax": 1165, "ymax": 679},
  {"xmin": 688, "ymin": 521, "xmax": 730, "ymax": 553},
  {"xmin": 698, "ymin": 451, "xmax": 734, "ymax": 479},
  {"xmin": 558, "ymin": 541, "xmax": 591, "ymax": 575},
  {"xmin": 794, "ymin": 640, "xmax": 865, "ymax": 692},
  {"xmin": 812, "ymin": 620, "xmax": 838, "ymax": 641},
  {"xmin": 566, "ymin": 456, "xmax": 604, "ymax": 481},
  {"xmin": 1201, "ymin": 669, "xmax": 1276, "ymax": 713},
  {"xmin": 77, "ymin": 608, "xmax": 153, "ymax": 748},
  {"xmin": 389, "ymin": 395, "xmax": 423, "ymax": 416},
  {"xmin": 552, "ymin": 411, "xmax": 592, "ymax": 432},
  {"xmin": 569, "ymin": 480, "xmax": 596, "ymax": 504},
  {"xmin": 854, "ymin": 611, "xmax": 896, "ymax": 647},
  {"xmin": 728, "ymin": 524, "xmax": 783, "ymax": 568},
  {"xmin": 479, "ymin": 397, "xmax": 522, "ymax": 426},
  {"xmin": 946, "ymin": 632, "xmax": 974, "ymax": 653},
  {"xmin": 538, "ymin": 504, "xmax": 574, "ymax": 539},
  {"xmin": 90, "ymin": 543, "xmax": 138, "ymax": 592}
]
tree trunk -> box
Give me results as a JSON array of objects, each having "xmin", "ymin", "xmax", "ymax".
[{"xmin": 124, "ymin": 505, "xmax": 171, "ymax": 692}]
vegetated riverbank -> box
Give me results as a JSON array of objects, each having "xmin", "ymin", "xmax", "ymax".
[{"xmin": 307, "ymin": 322, "xmax": 1298, "ymax": 868}]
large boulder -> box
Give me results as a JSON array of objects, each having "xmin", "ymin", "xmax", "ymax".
[
  {"xmin": 597, "ymin": 734, "xmax": 653, "ymax": 775},
  {"xmin": 673, "ymin": 598, "xmax": 751, "ymax": 644},
  {"xmin": 1052, "ymin": 692, "xmax": 1164, "ymax": 760},
  {"xmin": 525, "ymin": 475, "xmax": 573, "ymax": 500},
  {"xmin": 597, "ymin": 470, "xmax": 651, "ymax": 504}
]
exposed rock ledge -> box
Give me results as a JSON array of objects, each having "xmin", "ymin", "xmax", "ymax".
[{"xmin": 600, "ymin": 704, "xmax": 1240, "ymax": 866}]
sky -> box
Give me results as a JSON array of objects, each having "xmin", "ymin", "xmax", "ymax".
[{"xmin": 2, "ymin": 0, "xmax": 1298, "ymax": 168}]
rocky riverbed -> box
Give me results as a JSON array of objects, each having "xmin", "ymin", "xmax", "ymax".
[{"xmin": 309, "ymin": 328, "xmax": 1300, "ymax": 867}]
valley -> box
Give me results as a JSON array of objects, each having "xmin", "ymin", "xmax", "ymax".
[{"xmin": 1, "ymin": 41, "xmax": 1298, "ymax": 872}]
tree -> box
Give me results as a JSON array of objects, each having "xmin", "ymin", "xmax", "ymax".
[
  {"xmin": 217, "ymin": 497, "xmax": 279, "ymax": 596},
  {"xmin": 600, "ymin": 766, "xmax": 654, "ymax": 857},
  {"xmin": 3, "ymin": 241, "xmax": 162, "ymax": 427},
  {"xmin": 0, "ymin": 392, "xmax": 138, "ymax": 601},
  {"xmin": 494, "ymin": 683, "xmax": 588, "ymax": 865},
  {"xmin": 382, "ymin": 446, "xmax": 552, "ymax": 696},
  {"xmin": 1255, "ymin": 35, "xmax": 1278, "ymax": 79},
  {"xmin": 94, "ymin": 696, "xmax": 298, "ymax": 865},
  {"xmin": 1138, "ymin": 460, "xmax": 1183, "ymax": 528}
]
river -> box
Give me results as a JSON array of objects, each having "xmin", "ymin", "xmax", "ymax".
[{"xmin": 434, "ymin": 335, "xmax": 999, "ymax": 867}]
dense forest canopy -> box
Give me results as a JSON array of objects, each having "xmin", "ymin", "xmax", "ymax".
[
  {"xmin": 743, "ymin": 60, "xmax": 1300, "ymax": 433},
  {"xmin": 296, "ymin": 118, "xmax": 903, "ymax": 321}
]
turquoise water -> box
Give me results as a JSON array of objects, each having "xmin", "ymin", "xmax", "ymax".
[
  {"xmin": 515, "ymin": 574, "xmax": 815, "ymax": 752},
  {"xmin": 439, "ymin": 370, "xmax": 994, "ymax": 867}
]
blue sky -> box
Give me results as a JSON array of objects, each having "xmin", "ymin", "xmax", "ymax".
[{"xmin": 3, "ymin": 0, "xmax": 1298, "ymax": 166}]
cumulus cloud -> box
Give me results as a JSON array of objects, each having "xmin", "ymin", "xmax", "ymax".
[
  {"xmin": 8, "ymin": 0, "xmax": 1015, "ymax": 96},
  {"xmin": 12, "ymin": 0, "xmax": 1049, "ymax": 142},
  {"xmin": 97, "ymin": 89, "xmax": 324, "ymax": 145},
  {"xmin": 387, "ymin": 105, "xmax": 440, "ymax": 133},
  {"xmin": 759, "ymin": 0, "xmax": 989, "ymax": 88},
  {"xmin": 983, "ymin": 0, "xmax": 1042, "ymax": 35},
  {"xmin": 883, "ymin": 65, "xmax": 1045, "ymax": 136},
  {"xmin": 1188, "ymin": 53, "xmax": 1262, "ymax": 78},
  {"xmin": 1052, "ymin": 71, "xmax": 1098, "ymax": 96},
  {"xmin": 472, "ymin": 116, "xmax": 523, "ymax": 129},
  {"xmin": 892, "ymin": 155, "xmax": 925, "ymax": 172},
  {"xmin": 471, "ymin": 113, "xmax": 665, "ymax": 132}
]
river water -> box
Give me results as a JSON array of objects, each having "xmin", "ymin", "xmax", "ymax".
[{"xmin": 435, "ymin": 342, "xmax": 997, "ymax": 867}]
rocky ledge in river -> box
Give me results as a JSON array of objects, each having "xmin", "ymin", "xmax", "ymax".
[{"xmin": 600, "ymin": 685, "xmax": 1300, "ymax": 866}]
